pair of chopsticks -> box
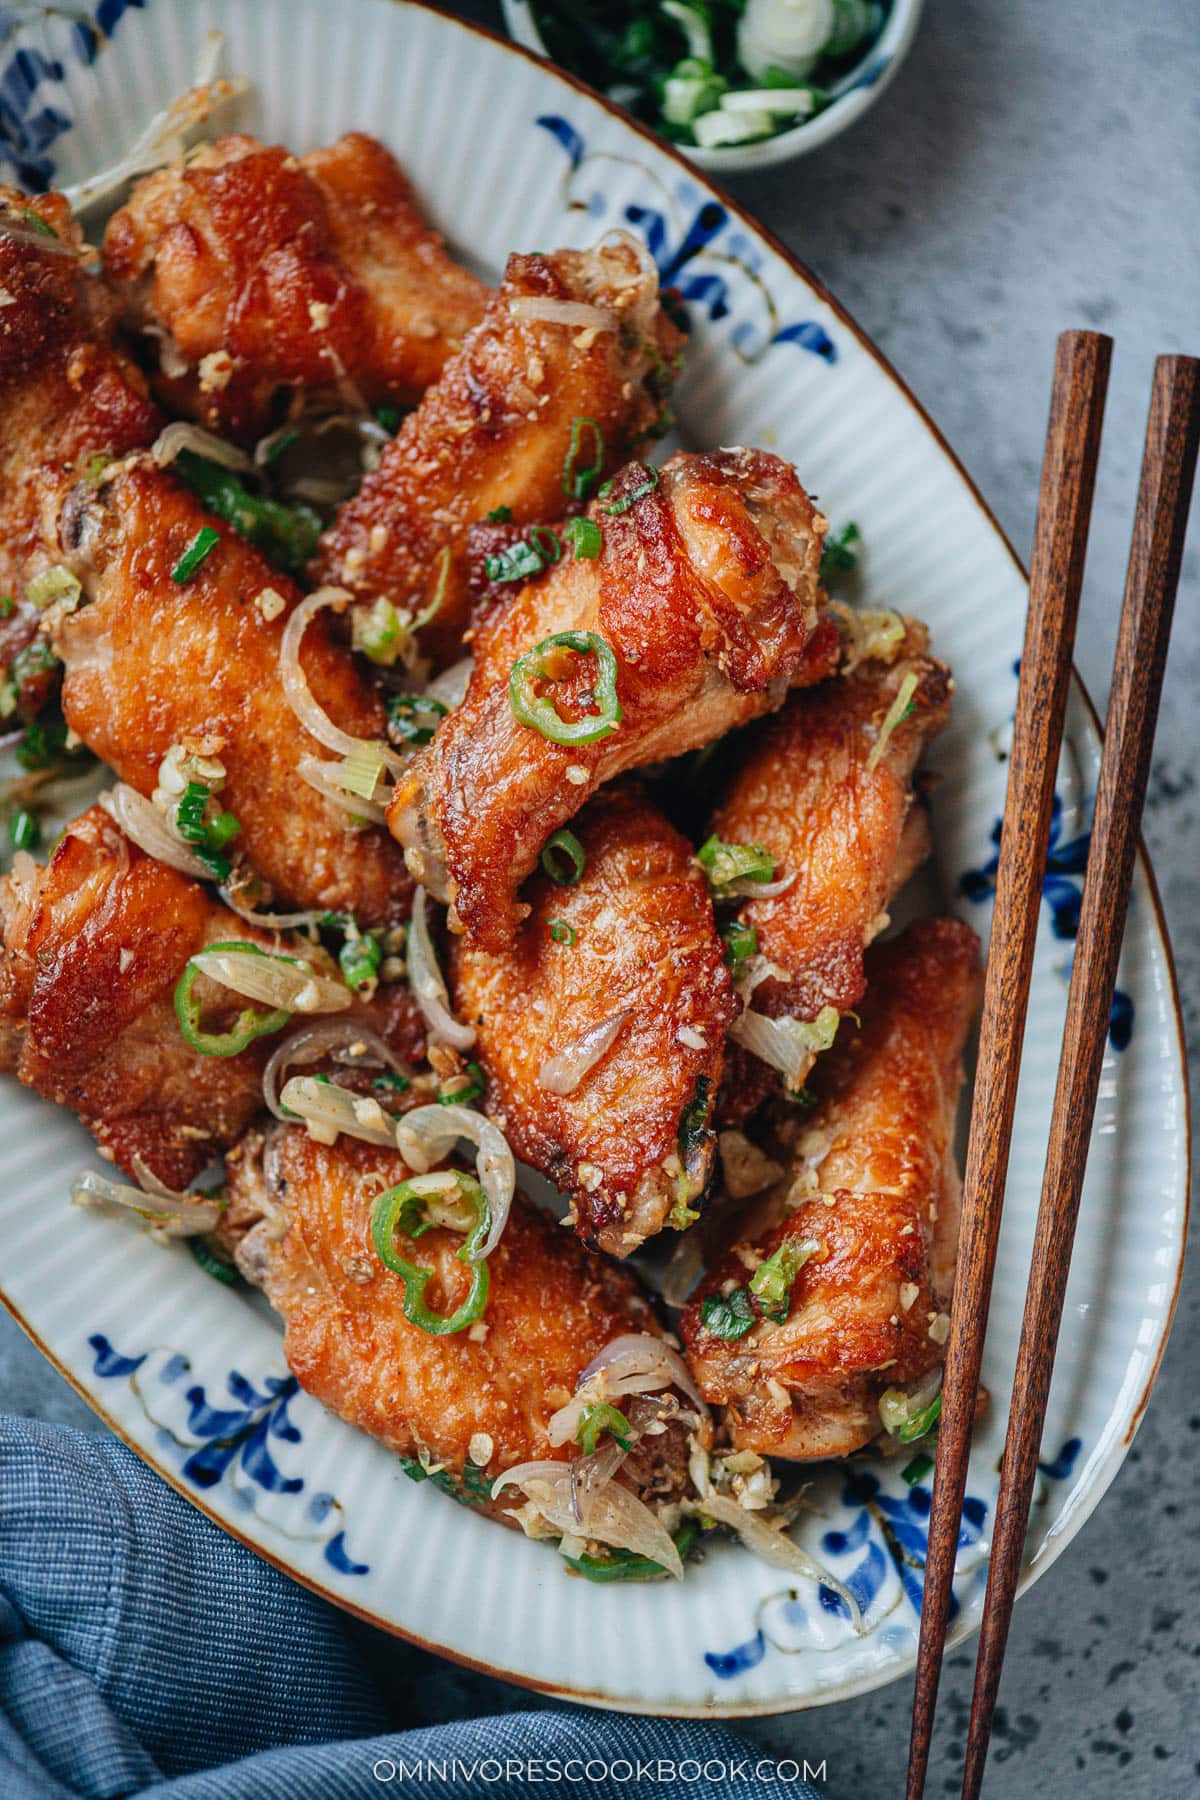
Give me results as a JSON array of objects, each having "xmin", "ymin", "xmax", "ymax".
[{"xmin": 906, "ymin": 335, "xmax": 1200, "ymax": 1800}]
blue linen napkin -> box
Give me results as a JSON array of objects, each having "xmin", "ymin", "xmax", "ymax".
[{"xmin": 0, "ymin": 1416, "xmax": 823, "ymax": 1798}]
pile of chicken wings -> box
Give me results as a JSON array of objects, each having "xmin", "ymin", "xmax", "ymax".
[{"xmin": 0, "ymin": 126, "xmax": 980, "ymax": 1581}]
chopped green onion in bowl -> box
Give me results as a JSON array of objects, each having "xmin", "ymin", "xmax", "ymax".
[{"xmin": 506, "ymin": 0, "xmax": 897, "ymax": 162}]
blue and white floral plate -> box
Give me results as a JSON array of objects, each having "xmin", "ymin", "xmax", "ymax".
[{"xmin": 0, "ymin": 0, "xmax": 1188, "ymax": 1718}]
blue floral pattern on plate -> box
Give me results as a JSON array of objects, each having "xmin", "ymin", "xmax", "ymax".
[
  {"xmin": 703, "ymin": 1439, "xmax": 1081, "ymax": 1679},
  {"xmin": 960, "ymin": 792, "xmax": 1134, "ymax": 1049},
  {"xmin": 0, "ymin": 1, "xmax": 145, "ymax": 189},
  {"xmin": 89, "ymin": 1333, "xmax": 369, "ymax": 1576},
  {"xmin": 537, "ymin": 115, "xmax": 836, "ymax": 365}
]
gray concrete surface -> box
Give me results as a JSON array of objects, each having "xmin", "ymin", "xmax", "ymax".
[{"xmin": 2, "ymin": 1, "xmax": 1196, "ymax": 1793}]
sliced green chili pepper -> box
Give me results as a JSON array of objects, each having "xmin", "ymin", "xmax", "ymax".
[
  {"xmin": 548, "ymin": 919, "xmax": 577, "ymax": 945},
  {"xmin": 173, "ymin": 940, "xmax": 292, "ymax": 1057},
  {"xmin": 562, "ymin": 416, "xmax": 605, "ymax": 501},
  {"xmin": 541, "ymin": 828, "xmax": 586, "ymax": 885},
  {"xmin": 576, "ymin": 1402, "xmax": 632, "ymax": 1457},
  {"xmin": 898, "ymin": 1392, "xmax": 942, "ymax": 1444},
  {"xmin": 563, "ymin": 1519, "xmax": 699, "ymax": 1583},
  {"xmin": 370, "ymin": 1172, "xmax": 491, "ymax": 1336},
  {"xmin": 509, "ymin": 630, "xmax": 621, "ymax": 745}
]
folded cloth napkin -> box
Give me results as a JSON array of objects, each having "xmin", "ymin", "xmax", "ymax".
[{"xmin": 0, "ymin": 1416, "xmax": 822, "ymax": 1799}]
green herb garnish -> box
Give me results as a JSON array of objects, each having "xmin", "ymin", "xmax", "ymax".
[
  {"xmin": 720, "ymin": 918, "xmax": 757, "ymax": 980},
  {"xmin": 548, "ymin": 919, "xmax": 577, "ymax": 945},
  {"xmin": 697, "ymin": 835, "xmax": 776, "ymax": 894},
  {"xmin": 560, "ymin": 516, "xmax": 603, "ymax": 561},
  {"xmin": 699, "ymin": 1286, "xmax": 757, "ymax": 1341},
  {"xmin": 540, "ymin": 828, "xmax": 586, "ymax": 886},
  {"xmin": 171, "ymin": 526, "xmax": 221, "ymax": 585},
  {"xmin": 562, "ymin": 416, "xmax": 605, "ymax": 501},
  {"xmin": 576, "ymin": 1402, "xmax": 632, "ymax": 1457}
]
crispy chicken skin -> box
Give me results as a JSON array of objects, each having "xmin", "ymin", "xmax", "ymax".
[
  {"xmin": 0, "ymin": 805, "xmax": 423, "ymax": 1191},
  {"xmin": 451, "ymin": 784, "xmax": 737, "ymax": 1256},
  {"xmin": 223, "ymin": 1126, "xmax": 687, "ymax": 1524},
  {"xmin": 714, "ymin": 623, "xmax": 952, "ymax": 1122},
  {"xmin": 103, "ymin": 132, "xmax": 488, "ymax": 439},
  {"xmin": 47, "ymin": 463, "xmax": 411, "ymax": 924},
  {"xmin": 314, "ymin": 242, "xmax": 686, "ymax": 666},
  {"xmin": 0, "ymin": 189, "xmax": 160, "ymax": 619},
  {"xmin": 0, "ymin": 805, "xmax": 270, "ymax": 1190},
  {"xmin": 681, "ymin": 919, "xmax": 981, "ymax": 1460},
  {"xmin": 391, "ymin": 449, "xmax": 834, "ymax": 951}
]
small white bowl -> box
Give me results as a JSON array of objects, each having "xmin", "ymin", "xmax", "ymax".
[{"xmin": 501, "ymin": 0, "xmax": 925, "ymax": 173}]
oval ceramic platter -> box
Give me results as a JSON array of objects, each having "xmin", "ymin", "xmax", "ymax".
[{"xmin": 0, "ymin": 0, "xmax": 1188, "ymax": 1719}]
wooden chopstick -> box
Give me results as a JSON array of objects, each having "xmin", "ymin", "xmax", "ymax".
[
  {"xmin": 958, "ymin": 353, "xmax": 1200, "ymax": 1800},
  {"xmin": 905, "ymin": 329, "xmax": 1113, "ymax": 1800}
]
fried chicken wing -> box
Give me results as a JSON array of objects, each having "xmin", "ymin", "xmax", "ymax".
[
  {"xmin": 0, "ymin": 804, "xmax": 422, "ymax": 1191},
  {"xmin": 103, "ymin": 132, "xmax": 488, "ymax": 439},
  {"xmin": 224, "ymin": 1126, "xmax": 689, "ymax": 1526},
  {"xmin": 451, "ymin": 783, "xmax": 737, "ymax": 1256},
  {"xmin": 0, "ymin": 805, "xmax": 273, "ymax": 1190},
  {"xmin": 391, "ymin": 449, "xmax": 834, "ymax": 951},
  {"xmin": 714, "ymin": 622, "xmax": 951, "ymax": 1121},
  {"xmin": 681, "ymin": 918, "xmax": 981, "ymax": 1460},
  {"xmin": 51, "ymin": 464, "xmax": 410, "ymax": 922},
  {"xmin": 0, "ymin": 190, "xmax": 160, "ymax": 601},
  {"xmin": 313, "ymin": 241, "xmax": 686, "ymax": 665}
]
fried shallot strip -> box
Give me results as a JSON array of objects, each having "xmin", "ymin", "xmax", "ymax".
[
  {"xmin": 391, "ymin": 449, "xmax": 836, "ymax": 951},
  {"xmin": 103, "ymin": 132, "xmax": 488, "ymax": 439},
  {"xmin": 681, "ymin": 918, "xmax": 981, "ymax": 1460}
]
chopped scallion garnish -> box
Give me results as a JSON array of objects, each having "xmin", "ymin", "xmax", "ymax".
[
  {"xmin": 10, "ymin": 809, "xmax": 40, "ymax": 852},
  {"xmin": 339, "ymin": 931, "xmax": 382, "ymax": 991},
  {"xmin": 171, "ymin": 526, "xmax": 221, "ymax": 585},
  {"xmin": 601, "ymin": 465, "xmax": 659, "ymax": 515},
  {"xmin": 700, "ymin": 1286, "xmax": 757, "ymax": 1341},
  {"xmin": 541, "ymin": 829, "xmax": 586, "ymax": 886},
  {"xmin": 697, "ymin": 835, "xmax": 776, "ymax": 893},
  {"xmin": 560, "ymin": 516, "xmax": 603, "ymax": 561},
  {"xmin": 484, "ymin": 537, "xmax": 548, "ymax": 584},
  {"xmin": 576, "ymin": 1402, "xmax": 632, "ymax": 1457},
  {"xmin": 548, "ymin": 919, "xmax": 577, "ymax": 946},
  {"xmin": 720, "ymin": 918, "xmax": 757, "ymax": 980},
  {"xmin": 748, "ymin": 1234, "xmax": 820, "ymax": 1321},
  {"xmin": 562, "ymin": 416, "xmax": 605, "ymax": 501},
  {"xmin": 338, "ymin": 739, "xmax": 386, "ymax": 801},
  {"xmin": 486, "ymin": 504, "xmax": 513, "ymax": 523},
  {"xmin": 387, "ymin": 692, "xmax": 448, "ymax": 747}
]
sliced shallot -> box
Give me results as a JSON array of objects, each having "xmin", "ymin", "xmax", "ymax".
[
  {"xmin": 263, "ymin": 1020, "xmax": 407, "ymax": 1122},
  {"xmin": 537, "ymin": 1008, "xmax": 630, "ymax": 1096},
  {"xmin": 407, "ymin": 887, "xmax": 476, "ymax": 1050},
  {"xmin": 100, "ymin": 784, "xmax": 212, "ymax": 880},
  {"xmin": 70, "ymin": 1170, "xmax": 221, "ymax": 1239},
  {"xmin": 279, "ymin": 1074, "xmax": 397, "ymax": 1148},
  {"xmin": 189, "ymin": 945, "xmax": 351, "ymax": 1014},
  {"xmin": 491, "ymin": 1461, "xmax": 684, "ymax": 1579},
  {"xmin": 280, "ymin": 588, "xmax": 405, "ymax": 778}
]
